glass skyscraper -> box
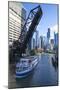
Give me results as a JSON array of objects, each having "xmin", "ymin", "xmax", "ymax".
[
  {"xmin": 54, "ymin": 32, "xmax": 58, "ymax": 47},
  {"xmin": 47, "ymin": 28, "xmax": 50, "ymax": 44}
]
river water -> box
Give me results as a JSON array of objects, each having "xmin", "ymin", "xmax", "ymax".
[{"xmin": 8, "ymin": 53, "xmax": 58, "ymax": 88}]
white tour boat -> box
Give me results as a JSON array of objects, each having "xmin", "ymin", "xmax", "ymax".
[{"xmin": 16, "ymin": 56, "xmax": 38, "ymax": 78}]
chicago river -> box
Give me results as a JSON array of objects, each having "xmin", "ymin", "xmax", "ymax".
[{"xmin": 9, "ymin": 53, "xmax": 58, "ymax": 88}]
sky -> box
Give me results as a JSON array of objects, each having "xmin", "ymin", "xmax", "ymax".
[{"xmin": 22, "ymin": 2, "xmax": 58, "ymax": 39}]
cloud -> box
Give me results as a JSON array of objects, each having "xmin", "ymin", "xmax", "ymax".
[
  {"xmin": 51, "ymin": 24, "xmax": 58, "ymax": 33},
  {"xmin": 50, "ymin": 24, "xmax": 58, "ymax": 39}
]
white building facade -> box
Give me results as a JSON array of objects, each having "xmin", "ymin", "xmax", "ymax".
[{"xmin": 8, "ymin": 2, "xmax": 26, "ymax": 45}]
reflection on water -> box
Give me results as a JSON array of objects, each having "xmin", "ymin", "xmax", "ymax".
[
  {"xmin": 51, "ymin": 55, "xmax": 58, "ymax": 71},
  {"xmin": 16, "ymin": 53, "xmax": 58, "ymax": 87},
  {"xmin": 9, "ymin": 53, "xmax": 58, "ymax": 88},
  {"xmin": 16, "ymin": 71, "xmax": 35, "ymax": 87}
]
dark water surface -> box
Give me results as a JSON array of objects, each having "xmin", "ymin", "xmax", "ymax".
[{"xmin": 9, "ymin": 53, "xmax": 58, "ymax": 88}]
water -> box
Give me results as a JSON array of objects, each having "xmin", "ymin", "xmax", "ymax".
[{"xmin": 8, "ymin": 53, "xmax": 58, "ymax": 88}]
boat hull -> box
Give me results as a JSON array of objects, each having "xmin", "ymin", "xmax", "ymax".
[{"xmin": 15, "ymin": 56, "xmax": 38, "ymax": 78}]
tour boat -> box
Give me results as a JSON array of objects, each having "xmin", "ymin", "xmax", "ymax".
[{"xmin": 16, "ymin": 56, "xmax": 38, "ymax": 78}]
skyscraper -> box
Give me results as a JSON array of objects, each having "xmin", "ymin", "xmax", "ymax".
[
  {"xmin": 39, "ymin": 36, "xmax": 44, "ymax": 49},
  {"xmin": 36, "ymin": 30, "xmax": 39, "ymax": 48},
  {"xmin": 28, "ymin": 32, "xmax": 35, "ymax": 50},
  {"xmin": 39, "ymin": 36, "xmax": 41, "ymax": 49},
  {"xmin": 47, "ymin": 28, "xmax": 50, "ymax": 38},
  {"xmin": 54, "ymin": 32, "xmax": 58, "ymax": 47},
  {"xmin": 50, "ymin": 39, "xmax": 54, "ymax": 50},
  {"xmin": 43, "ymin": 36, "xmax": 47, "ymax": 47},
  {"xmin": 9, "ymin": 2, "xmax": 26, "ymax": 46},
  {"xmin": 47, "ymin": 28, "xmax": 50, "ymax": 44},
  {"xmin": 33, "ymin": 38, "xmax": 36, "ymax": 49}
]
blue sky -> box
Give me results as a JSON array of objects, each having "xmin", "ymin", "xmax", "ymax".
[{"xmin": 22, "ymin": 2, "xmax": 58, "ymax": 39}]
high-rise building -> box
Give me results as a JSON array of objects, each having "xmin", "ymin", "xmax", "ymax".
[
  {"xmin": 50, "ymin": 39, "xmax": 54, "ymax": 50},
  {"xmin": 39, "ymin": 36, "xmax": 41, "ymax": 49},
  {"xmin": 35, "ymin": 30, "xmax": 39, "ymax": 48},
  {"xmin": 28, "ymin": 30, "xmax": 38, "ymax": 50},
  {"xmin": 28, "ymin": 31, "xmax": 36, "ymax": 50},
  {"xmin": 43, "ymin": 36, "xmax": 47, "ymax": 47},
  {"xmin": 47, "ymin": 28, "xmax": 50, "ymax": 44},
  {"xmin": 9, "ymin": 2, "xmax": 26, "ymax": 45},
  {"xmin": 54, "ymin": 32, "xmax": 58, "ymax": 47},
  {"xmin": 46, "ymin": 28, "xmax": 51, "ymax": 49},
  {"xmin": 30, "ymin": 37, "xmax": 36, "ymax": 50},
  {"xmin": 39, "ymin": 36, "xmax": 44, "ymax": 49},
  {"xmin": 33, "ymin": 38, "xmax": 36, "ymax": 49},
  {"xmin": 47, "ymin": 28, "xmax": 50, "ymax": 39}
]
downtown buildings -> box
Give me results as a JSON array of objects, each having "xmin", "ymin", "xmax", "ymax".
[
  {"xmin": 47, "ymin": 28, "xmax": 50, "ymax": 44},
  {"xmin": 37, "ymin": 27, "xmax": 58, "ymax": 51},
  {"xmin": 46, "ymin": 28, "xmax": 51, "ymax": 49},
  {"xmin": 50, "ymin": 39, "xmax": 54, "ymax": 50},
  {"xmin": 8, "ymin": 1, "xmax": 58, "ymax": 52},
  {"xmin": 9, "ymin": 2, "xmax": 26, "ymax": 46},
  {"xmin": 28, "ymin": 30, "xmax": 39, "ymax": 50},
  {"xmin": 54, "ymin": 32, "xmax": 58, "ymax": 47}
]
